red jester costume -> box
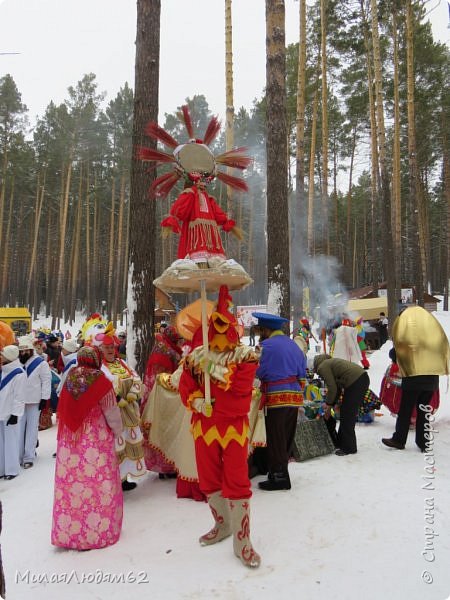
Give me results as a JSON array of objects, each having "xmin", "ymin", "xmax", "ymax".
[{"xmin": 178, "ymin": 286, "xmax": 261, "ymax": 568}]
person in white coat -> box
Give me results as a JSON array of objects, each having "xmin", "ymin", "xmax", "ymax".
[
  {"xmin": 17, "ymin": 336, "xmax": 52, "ymax": 469},
  {"xmin": 0, "ymin": 345, "xmax": 26, "ymax": 480},
  {"xmin": 56, "ymin": 338, "xmax": 79, "ymax": 396},
  {"xmin": 331, "ymin": 324, "xmax": 363, "ymax": 365}
]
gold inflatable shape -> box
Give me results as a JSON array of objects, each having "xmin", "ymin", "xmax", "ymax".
[{"xmin": 392, "ymin": 306, "xmax": 450, "ymax": 376}]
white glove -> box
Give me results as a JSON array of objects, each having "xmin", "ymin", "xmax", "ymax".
[
  {"xmin": 192, "ymin": 397, "xmax": 205, "ymax": 413},
  {"xmin": 210, "ymin": 363, "xmax": 228, "ymax": 383},
  {"xmin": 191, "ymin": 397, "xmax": 214, "ymax": 416}
]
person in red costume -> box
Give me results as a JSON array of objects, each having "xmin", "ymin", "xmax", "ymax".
[
  {"xmin": 161, "ymin": 180, "xmax": 241, "ymax": 263},
  {"xmin": 178, "ymin": 286, "xmax": 261, "ymax": 568}
]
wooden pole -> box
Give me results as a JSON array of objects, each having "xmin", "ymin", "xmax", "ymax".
[{"xmin": 200, "ymin": 279, "xmax": 212, "ymax": 416}]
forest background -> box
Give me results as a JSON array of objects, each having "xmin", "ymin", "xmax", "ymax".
[{"xmin": 0, "ymin": 0, "xmax": 448, "ymax": 369}]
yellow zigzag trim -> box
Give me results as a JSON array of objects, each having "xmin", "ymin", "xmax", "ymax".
[{"xmin": 192, "ymin": 421, "xmax": 249, "ymax": 449}]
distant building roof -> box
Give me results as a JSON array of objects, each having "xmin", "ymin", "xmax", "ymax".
[{"xmin": 346, "ymin": 284, "xmax": 440, "ymax": 303}]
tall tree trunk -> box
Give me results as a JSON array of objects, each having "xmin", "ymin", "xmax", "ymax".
[
  {"xmin": 26, "ymin": 172, "xmax": 46, "ymax": 306},
  {"xmin": 320, "ymin": 0, "xmax": 329, "ymax": 255},
  {"xmin": 112, "ymin": 173, "xmax": 126, "ymax": 323},
  {"xmin": 392, "ymin": 5, "xmax": 402, "ymax": 302},
  {"xmin": 293, "ymin": 0, "xmax": 307, "ymax": 318},
  {"xmin": 128, "ymin": 0, "xmax": 160, "ymax": 375},
  {"xmin": 352, "ymin": 218, "xmax": 357, "ymax": 287},
  {"xmin": 225, "ymin": 0, "xmax": 236, "ymax": 258},
  {"xmin": 345, "ymin": 125, "xmax": 357, "ymax": 285},
  {"xmin": 406, "ymin": 0, "xmax": 426, "ymax": 306},
  {"xmin": 93, "ymin": 174, "xmax": 99, "ymax": 311},
  {"xmin": 265, "ymin": 0, "xmax": 290, "ymax": 318},
  {"xmin": 122, "ymin": 195, "xmax": 131, "ymax": 325},
  {"xmin": 85, "ymin": 164, "xmax": 92, "ymax": 314},
  {"xmin": 45, "ymin": 207, "xmax": 53, "ymax": 318},
  {"xmin": 442, "ymin": 103, "xmax": 450, "ymax": 311},
  {"xmin": 69, "ymin": 171, "xmax": 82, "ymax": 324},
  {"xmin": 331, "ymin": 127, "xmax": 339, "ymax": 262},
  {"xmin": 370, "ymin": 0, "xmax": 396, "ymax": 323},
  {"xmin": 53, "ymin": 159, "xmax": 73, "ymax": 329},
  {"xmin": 25, "ymin": 170, "xmax": 46, "ymax": 307},
  {"xmin": 0, "ymin": 150, "xmax": 8, "ymax": 272},
  {"xmin": 107, "ymin": 176, "xmax": 116, "ymax": 320},
  {"xmin": 1, "ymin": 178, "xmax": 14, "ymax": 305},
  {"xmin": 360, "ymin": 0, "xmax": 380, "ymax": 294},
  {"xmin": 308, "ymin": 82, "xmax": 320, "ymax": 257}
]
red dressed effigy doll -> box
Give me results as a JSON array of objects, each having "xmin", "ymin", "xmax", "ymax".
[
  {"xmin": 137, "ymin": 105, "xmax": 250, "ymax": 266},
  {"xmin": 162, "ymin": 183, "xmax": 236, "ymax": 262},
  {"xmin": 178, "ymin": 285, "xmax": 261, "ymax": 569}
]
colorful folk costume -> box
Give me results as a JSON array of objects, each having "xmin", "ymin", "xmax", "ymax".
[
  {"xmin": 252, "ymin": 312, "xmax": 307, "ymax": 490},
  {"xmin": 142, "ymin": 326, "xmax": 182, "ymax": 410},
  {"xmin": 354, "ymin": 317, "xmax": 370, "ymax": 369},
  {"xmin": 178, "ymin": 286, "xmax": 261, "ymax": 568},
  {"xmin": 142, "ymin": 363, "xmax": 206, "ymax": 501},
  {"xmin": 51, "ymin": 346, "xmax": 123, "ymax": 550},
  {"xmin": 141, "ymin": 326, "xmax": 182, "ymax": 475},
  {"xmin": 80, "ymin": 312, "xmax": 108, "ymax": 344},
  {"xmin": 97, "ymin": 326, "xmax": 146, "ymax": 491},
  {"xmin": 382, "ymin": 307, "xmax": 449, "ymax": 452},
  {"xmin": 297, "ymin": 316, "xmax": 313, "ymax": 352}
]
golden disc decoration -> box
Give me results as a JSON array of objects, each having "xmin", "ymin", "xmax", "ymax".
[{"xmin": 392, "ymin": 306, "xmax": 450, "ymax": 376}]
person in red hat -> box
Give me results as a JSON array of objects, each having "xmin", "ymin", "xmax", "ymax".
[
  {"xmin": 95, "ymin": 325, "xmax": 145, "ymax": 492},
  {"xmin": 178, "ymin": 286, "xmax": 261, "ymax": 568}
]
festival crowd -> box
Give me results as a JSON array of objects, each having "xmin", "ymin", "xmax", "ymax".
[{"xmin": 0, "ymin": 301, "xmax": 448, "ymax": 577}]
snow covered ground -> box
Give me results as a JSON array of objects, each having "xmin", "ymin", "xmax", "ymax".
[{"xmin": 1, "ymin": 313, "xmax": 449, "ymax": 600}]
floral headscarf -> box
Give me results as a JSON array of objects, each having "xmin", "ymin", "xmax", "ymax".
[
  {"xmin": 58, "ymin": 345, "xmax": 113, "ymax": 441},
  {"xmin": 65, "ymin": 346, "xmax": 103, "ymax": 400},
  {"xmin": 147, "ymin": 326, "xmax": 182, "ymax": 373}
]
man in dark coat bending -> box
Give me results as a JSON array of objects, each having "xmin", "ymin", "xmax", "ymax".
[{"xmin": 313, "ymin": 355, "xmax": 369, "ymax": 456}]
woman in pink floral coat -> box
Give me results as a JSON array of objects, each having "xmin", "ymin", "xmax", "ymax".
[{"xmin": 51, "ymin": 346, "xmax": 123, "ymax": 550}]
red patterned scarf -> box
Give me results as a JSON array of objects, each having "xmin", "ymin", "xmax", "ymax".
[{"xmin": 57, "ymin": 346, "xmax": 114, "ymax": 442}]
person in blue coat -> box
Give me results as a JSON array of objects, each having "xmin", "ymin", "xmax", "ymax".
[{"xmin": 252, "ymin": 312, "xmax": 306, "ymax": 491}]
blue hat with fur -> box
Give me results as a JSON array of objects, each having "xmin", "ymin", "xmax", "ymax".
[{"xmin": 252, "ymin": 312, "xmax": 289, "ymax": 330}]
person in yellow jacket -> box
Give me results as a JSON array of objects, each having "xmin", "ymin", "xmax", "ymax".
[{"xmin": 382, "ymin": 306, "xmax": 449, "ymax": 452}]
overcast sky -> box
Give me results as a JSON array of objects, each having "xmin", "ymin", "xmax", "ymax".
[{"xmin": 0, "ymin": 0, "xmax": 449, "ymax": 128}]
